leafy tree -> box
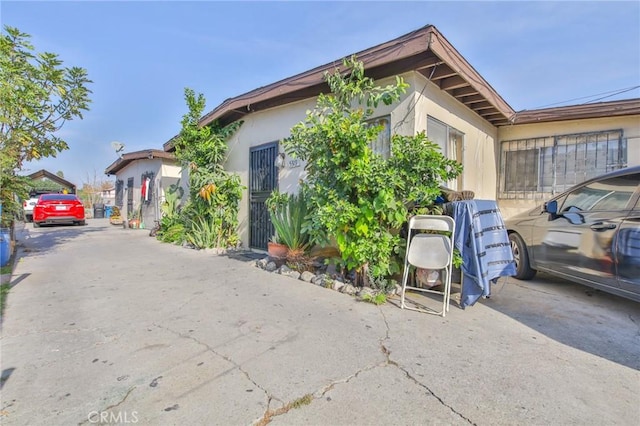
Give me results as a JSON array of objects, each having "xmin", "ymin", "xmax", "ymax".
[
  {"xmin": 284, "ymin": 57, "xmax": 461, "ymax": 282},
  {"xmin": 77, "ymin": 171, "xmax": 113, "ymax": 208},
  {"xmin": 0, "ymin": 26, "xmax": 92, "ymax": 226},
  {"xmin": 168, "ymin": 88, "xmax": 243, "ymax": 248}
]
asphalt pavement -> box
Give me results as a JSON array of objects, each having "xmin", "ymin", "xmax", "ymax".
[{"xmin": 1, "ymin": 219, "xmax": 639, "ymax": 425}]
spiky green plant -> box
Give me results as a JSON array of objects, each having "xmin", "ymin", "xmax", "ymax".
[
  {"xmin": 266, "ymin": 188, "xmax": 310, "ymax": 255},
  {"xmin": 186, "ymin": 217, "xmax": 221, "ymax": 249}
]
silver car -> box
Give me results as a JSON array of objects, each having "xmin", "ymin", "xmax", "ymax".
[{"xmin": 505, "ymin": 166, "xmax": 640, "ymax": 302}]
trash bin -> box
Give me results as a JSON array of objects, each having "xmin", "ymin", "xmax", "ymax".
[
  {"xmin": 93, "ymin": 203, "xmax": 105, "ymax": 219},
  {"xmin": 104, "ymin": 205, "xmax": 113, "ymax": 219},
  {"xmin": 0, "ymin": 228, "xmax": 10, "ymax": 267}
]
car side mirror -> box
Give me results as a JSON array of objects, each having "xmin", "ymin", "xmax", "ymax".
[{"xmin": 543, "ymin": 200, "xmax": 558, "ymax": 214}]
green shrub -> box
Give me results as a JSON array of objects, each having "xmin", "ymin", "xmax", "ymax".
[
  {"xmin": 186, "ymin": 216, "xmax": 233, "ymax": 249},
  {"xmin": 283, "ymin": 57, "xmax": 462, "ymax": 283},
  {"xmin": 158, "ymin": 223, "xmax": 185, "ymax": 244},
  {"xmin": 362, "ymin": 293, "xmax": 387, "ymax": 305},
  {"xmin": 169, "ymin": 88, "xmax": 244, "ymax": 249},
  {"xmin": 266, "ymin": 188, "xmax": 310, "ymax": 254}
]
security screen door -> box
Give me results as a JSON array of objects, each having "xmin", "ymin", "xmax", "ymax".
[{"xmin": 249, "ymin": 142, "xmax": 278, "ymax": 250}]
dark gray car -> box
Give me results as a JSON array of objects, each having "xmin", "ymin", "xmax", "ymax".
[{"xmin": 505, "ymin": 166, "xmax": 640, "ymax": 302}]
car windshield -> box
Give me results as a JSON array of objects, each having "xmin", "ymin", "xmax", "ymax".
[
  {"xmin": 559, "ymin": 175, "xmax": 637, "ymax": 212},
  {"xmin": 40, "ymin": 194, "xmax": 78, "ymax": 201}
]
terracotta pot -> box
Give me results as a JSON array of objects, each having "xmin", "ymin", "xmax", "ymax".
[
  {"xmin": 267, "ymin": 242, "xmax": 288, "ymax": 259},
  {"xmin": 129, "ymin": 219, "xmax": 140, "ymax": 229}
]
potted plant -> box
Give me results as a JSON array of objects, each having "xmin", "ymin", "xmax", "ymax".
[
  {"xmin": 128, "ymin": 206, "xmax": 142, "ymax": 229},
  {"xmin": 267, "ymin": 235, "xmax": 288, "ymax": 259},
  {"xmin": 265, "ymin": 189, "xmax": 310, "ymax": 259},
  {"xmin": 109, "ymin": 206, "xmax": 124, "ymax": 225}
]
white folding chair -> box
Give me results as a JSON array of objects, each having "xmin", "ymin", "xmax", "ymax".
[{"xmin": 400, "ymin": 215, "xmax": 456, "ymax": 316}]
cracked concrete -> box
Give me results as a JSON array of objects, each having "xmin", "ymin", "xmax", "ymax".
[{"xmin": 1, "ymin": 220, "xmax": 638, "ymax": 425}]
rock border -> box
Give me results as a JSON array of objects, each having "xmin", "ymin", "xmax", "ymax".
[
  {"xmin": 166, "ymin": 239, "xmax": 403, "ymax": 299},
  {"xmin": 254, "ymin": 257, "xmax": 401, "ymax": 298}
]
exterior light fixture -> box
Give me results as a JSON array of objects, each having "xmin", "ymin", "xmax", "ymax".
[{"xmin": 275, "ymin": 152, "xmax": 286, "ymax": 169}]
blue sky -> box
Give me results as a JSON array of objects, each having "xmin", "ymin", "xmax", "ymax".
[{"xmin": 2, "ymin": 1, "xmax": 639, "ymax": 186}]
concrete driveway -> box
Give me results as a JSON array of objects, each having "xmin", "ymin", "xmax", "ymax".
[{"xmin": 1, "ymin": 220, "xmax": 639, "ymax": 425}]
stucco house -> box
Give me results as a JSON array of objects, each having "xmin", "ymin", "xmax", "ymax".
[
  {"xmin": 164, "ymin": 24, "xmax": 640, "ymax": 251},
  {"xmin": 105, "ymin": 149, "xmax": 181, "ymax": 228}
]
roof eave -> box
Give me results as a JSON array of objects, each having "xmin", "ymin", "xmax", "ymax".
[
  {"xmin": 104, "ymin": 150, "xmax": 176, "ymax": 175},
  {"xmin": 507, "ymin": 99, "xmax": 640, "ymax": 125},
  {"xmin": 27, "ymin": 169, "xmax": 77, "ymax": 189},
  {"xmin": 194, "ymin": 25, "xmax": 515, "ymax": 131}
]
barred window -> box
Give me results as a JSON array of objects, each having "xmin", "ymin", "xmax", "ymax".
[{"xmin": 500, "ymin": 130, "xmax": 626, "ymax": 200}]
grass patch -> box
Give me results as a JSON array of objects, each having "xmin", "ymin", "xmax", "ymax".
[
  {"xmin": 289, "ymin": 394, "xmax": 313, "ymax": 409},
  {"xmin": 257, "ymin": 393, "xmax": 314, "ymax": 425},
  {"xmin": 0, "ymin": 283, "xmax": 10, "ymax": 317},
  {"xmin": 362, "ymin": 292, "xmax": 387, "ymax": 305},
  {"xmin": 1, "ymin": 264, "xmax": 12, "ymax": 275}
]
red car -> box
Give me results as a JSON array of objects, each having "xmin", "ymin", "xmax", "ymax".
[{"xmin": 33, "ymin": 194, "xmax": 86, "ymax": 227}]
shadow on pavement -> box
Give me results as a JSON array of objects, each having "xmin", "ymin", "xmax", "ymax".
[
  {"xmin": 0, "ymin": 367, "xmax": 15, "ymax": 390},
  {"xmin": 4, "ymin": 273, "xmax": 30, "ymax": 289},
  {"xmin": 223, "ymin": 250, "xmax": 266, "ymax": 263},
  {"xmin": 483, "ymin": 273, "xmax": 640, "ymax": 371},
  {"xmin": 15, "ymin": 222, "xmax": 108, "ymax": 261}
]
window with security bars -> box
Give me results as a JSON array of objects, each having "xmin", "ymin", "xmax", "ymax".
[{"xmin": 500, "ymin": 129, "xmax": 627, "ymax": 200}]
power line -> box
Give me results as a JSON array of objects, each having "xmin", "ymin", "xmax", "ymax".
[
  {"xmin": 528, "ymin": 86, "xmax": 640, "ymax": 110},
  {"xmin": 582, "ymin": 86, "xmax": 640, "ymax": 104}
]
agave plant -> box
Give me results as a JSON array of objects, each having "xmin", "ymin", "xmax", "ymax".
[{"xmin": 266, "ymin": 188, "xmax": 310, "ymax": 255}]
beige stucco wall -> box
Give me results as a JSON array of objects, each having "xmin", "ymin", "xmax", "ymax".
[
  {"xmin": 224, "ymin": 71, "xmax": 506, "ymax": 249},
  {"xmin": 158, "ymin": 162, "xmax": 183, "ymax": 201},
  {"xmin": 224, "ymin": 72, "xmax": 429, "ymax": 249},
  {"xmin": 222, "ymin": 67, "xmax": 637, "ymax": 248},
  {"xmin": 224, "ymin": 98, "xmax": 316, "ymax": 248},
  {"xmin": 497, "ymin": 115, "xmax": 640, "ymax": 219},
  {"xmin": 409, "ymin": 72, "xmax": 499, "ymax": 200}
]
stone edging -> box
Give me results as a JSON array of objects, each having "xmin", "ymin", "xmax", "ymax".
[{"xmin": 254, "ymin": 257, "xmax": 401, "ymax": 299}]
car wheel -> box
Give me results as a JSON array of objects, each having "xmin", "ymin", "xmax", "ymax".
[
  {"xmin": 77, "ymin": 220, "xmax": 86, "ymax": 226},
  {"xmin": 26, "ymin": 215, "xmax": 33, "ymax": 223},
  {"xmin": 33, "ymin": 221, "xmax": 40, "ymax": 228},
  {"xmin": 509, "ymin": 232, "xmax": 536, "ymax": 280}
]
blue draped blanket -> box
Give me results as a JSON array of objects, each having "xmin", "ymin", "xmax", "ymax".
[{"xmin": 445, "ymin": 200, "xmax": 516, "ymax": 308}]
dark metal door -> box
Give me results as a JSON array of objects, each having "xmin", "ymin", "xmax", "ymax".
[
  {"xmin": 115, "ymin": 180, "xmax": 124, "ymax": 207},
  {"xmin": 249, "ymin": 142, "xmax": 278, "ymax": 249},
  {"xmin": 127, "ymin": 177, "xmax": 134, "ymax": 216}
]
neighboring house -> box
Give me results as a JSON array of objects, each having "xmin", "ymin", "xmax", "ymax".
[
  {"xmin": 104, "ymin": 149, "xmax": 181, "ymax": 227},
  {"xmin": 164, "ymin": 24, "xmax": 639, "ymax": 251},
  {"xmin": 100, "ymin": 186, "xmax": 116, "ymax": 207},
  {"xmin": 27, "ymin": 169, "xmax": 77, "ymax": 195}
]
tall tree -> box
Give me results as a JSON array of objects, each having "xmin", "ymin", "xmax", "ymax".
[
  {"xmin": 284, "ymin": 57, "xmax": 462, "ymax": 281},
  {"xmin": 77, "ymin": 171, "xmax": 113, "ymax": 209},
  {"xmin": 0, "ymin": 26, "xmax": 92, "ymax": 225},
  {"xmin": 169, "ymin": 88, "xmax": 243, "ymax": 248}
]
